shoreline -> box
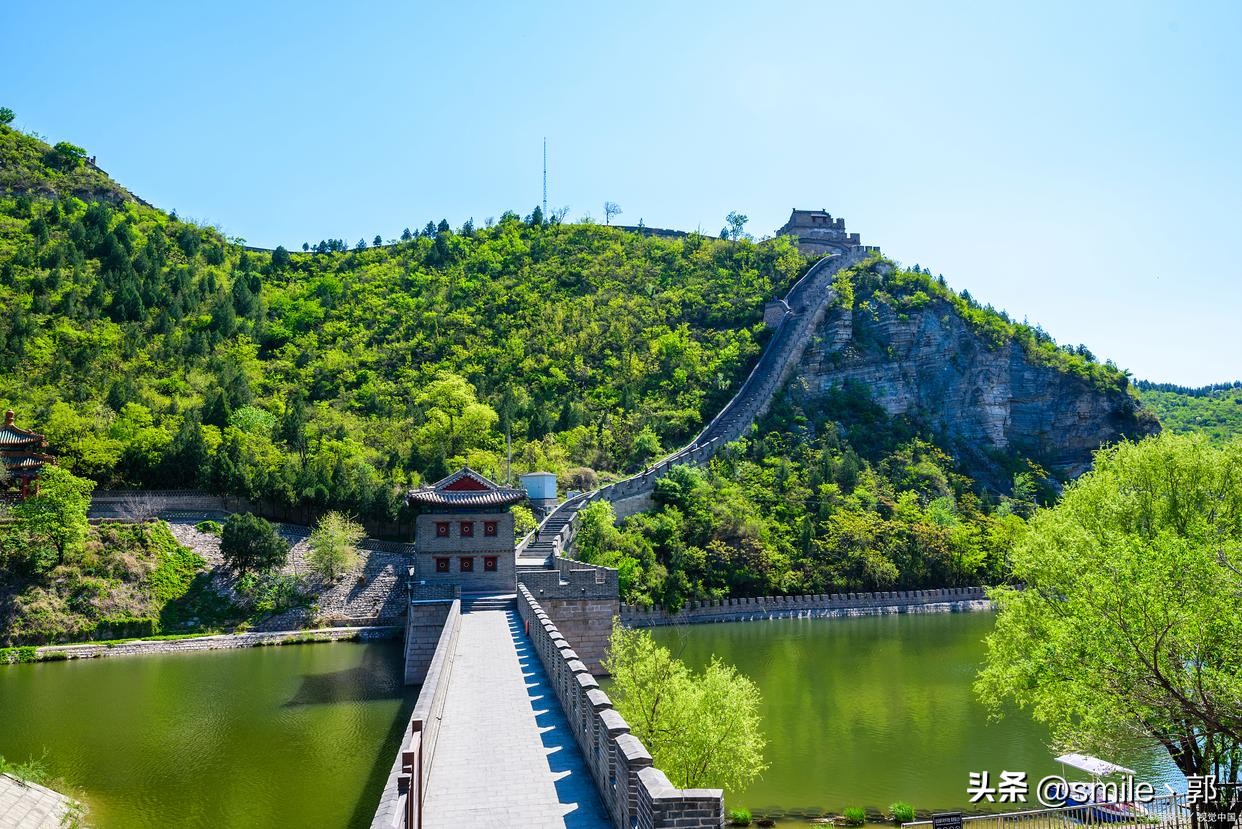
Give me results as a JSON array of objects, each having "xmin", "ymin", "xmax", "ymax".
[{"xmin": 2, "ymin": 625, "xmax": 402, "ymax": 665}]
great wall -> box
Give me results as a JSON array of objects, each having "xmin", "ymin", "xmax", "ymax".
[{"xmin": 77, "ymin": 221, "xmax": 989, "ymax": 829}]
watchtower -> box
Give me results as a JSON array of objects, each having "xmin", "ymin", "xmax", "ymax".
[
  {"xmin": 407, "ymin": 467, "xmax": 526, "ymax": 593},
  {"xmin": 775, "ymin": 208, "xmax": 862, "ymax": 255}
]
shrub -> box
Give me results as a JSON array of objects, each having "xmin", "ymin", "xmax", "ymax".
[
  {"xmin": 890, "ymin": 802, "xmax": 915, "ymax": 824},
  {"xmin": 194, "ymin": 519, "xmax": 223, "ymax": 536},
  {"xmin": 220, "ymin": 513, "xmax": 288, "ymax": 573},
  {"xmin": 0, "ymin": 646, "xmax": 38, "ymax": 664},
  {"xmin": 844, "ymin": 807, "xmax": 867, "ymax": 826},
  {"xmin": 307, "ymin": 511, "xmax": 364, "ymax": 581},
  {"xmin": 728, "ymin": 808, "xmax": 753, "ymax": 826}
]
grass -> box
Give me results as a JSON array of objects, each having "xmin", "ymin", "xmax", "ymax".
[
  {"xmin": 891, "ymin": 802, "xmax": 916, "ymax": 824},
  {"xmin": 844, "ymin": 806, "xmax": 867, "ymax": 826},
  {"xmin": 728, "ymin": 807, "xmax": 753, "ymax": 826}
]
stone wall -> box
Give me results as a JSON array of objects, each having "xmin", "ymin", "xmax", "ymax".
[
  {"xmin": 621, "ymin": 587, "xmax": 991, "ymax": 627},
  {"xmin": 516, "ymin": 585, "xmax": 724, "ymax": 829},
  {"xmin": 32, "ymin": 626, "xmax": 399, "ymax": 661},
  {"xmin": 518, "ymin": 558, "xmax": 620, "ymax": 674},
  {"xmin": 404, "ymin": 585, "xmax": 461, "ymax": 685},
  {"xmin": 373, "ymin": 598, "xmax": 463, "ymax": 829}
]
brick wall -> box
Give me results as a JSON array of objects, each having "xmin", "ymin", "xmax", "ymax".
[
  {"xmin": 621, "ymin": 587, "xmax": 992, "ymax": 627},
  {"xmin": 413, "ymin": 510, "xmax": 516, "ymax": 593},
  {"xmin": 516, "ymin": 585, "xmax": 725, "ymax": 829}
]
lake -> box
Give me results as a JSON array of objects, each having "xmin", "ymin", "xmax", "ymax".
[
  {"xmin": 0, "ymin": 641, "xmax": 415, "ymax": 829},
  {"xmin": 649, "ymin": 611, "xmax": 1181, "ymax": 819}
]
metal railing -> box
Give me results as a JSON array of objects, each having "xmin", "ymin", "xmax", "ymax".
[{"xmin": 904, "ymin": 794, "xmax": 1192, "ymax": 829}]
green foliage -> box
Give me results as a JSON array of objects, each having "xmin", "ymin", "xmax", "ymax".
[
  {"xmin": 194, "ymin": 519, "xmax": 223, "ymax": 535},
  {"xmin": 890, "ymin": 802, "xmax": 915, "ymax": 823},
  {"xmin": 976, "ymin": 433, "xmax": 1242, "ymax": 782},
  {"xmin": 591, "ymin": 402, "xmax": 1025, "ymax": 609},
  {"xmin": 1138, "ymin": 385, "xmax": 1242, "ymax": 443},
  {"xmin": 728, "ymin": 808, "xmax": 753, "ymax": 826},
  {"xmin": 511, "ymin": 504, "xmax": 537, "ymax": 540},
  {"xmin": 0, "ymin": 108, "xmax": 14, "ymax": 126},
  {"xmin": 0, "ymin": 137, "xmax": 808, "ymax": 520},
  {"xmin": 220, "ymin": 513, "xmax": 288, "ymax": 573},
  {"xmin": 844, "ymin": 807, "xmax": 867, "ymax": 826},
  {"xmin": 0, "ymin": 750, "xmax": 51, "ymax": 786},
  {"xmin": 0, "ymin": 519, "xmax": 206, "ymax": 645},
  {"xmin": 50, "ymin": 141, "xmax": 87, "ymax": 170},
  {"xmin": 606, "ymin": 622, "xmax": 767, "ymax": 793},
  {"xmin": 0, "ymin": 645, "xmax": 38, "ymax": 664},
  {"xmin": 11, "ymin": 465, "xmax": 95, "ymax": 567},
  {"xmin": 235, "ymin": 570, "xmax": 304, "ymax": 615},
  {"xmin": 306, "ymin": 510, "xmax": 364, "ymax": 580}
]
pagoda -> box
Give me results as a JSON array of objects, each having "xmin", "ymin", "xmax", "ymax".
[
  {"xmin": 407, "ymin": 467, "xmax": 526, "ymax": 593},
  {"xmin": 0, "ymin": 410, "xmax": 54, "ymax": 499}
]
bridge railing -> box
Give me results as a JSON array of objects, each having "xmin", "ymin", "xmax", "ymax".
[
  {"xmin": 903, "ymin": 793, "xmax": 1190, "ymax": 829},
  {"xmin": 372, "ymin": 598, "xmax": 462, "ymax": 829}
]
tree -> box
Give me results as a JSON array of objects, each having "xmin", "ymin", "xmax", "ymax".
[
  {"xmin": 373, "ymin": 235, "xmax": 382, "ymax": 247},
  {"xmin": 604, "ymin": 202, "xmax": 622, "ymax": 225},
  {"xmin": 302, "ymin": 241, "xmax": 310, "ymax": 251},
  {"xmin": 271, "ymin": 245, "xmax": 290, "ymax": 269},
  {"xmin": 606, "ymin": 622, "xmax": 767, "ymax": 792},
  {"xmin": 220, "ymin": 512, "xmax": 289, "ymax": 573},
  {"xmin": 307, "ymin": 511, "xmax": 365, "ymax": 580},
  {"xmin": 355, "ymin": 238, "xmax": 367, "ymax": 251},
  {"xmin": 401, "ymin": 227, "xmax": 412, "ymax": 241},
  {"xmin": 977, "ymin": 433, "xmax": 1242, "ymax": 783},
  {"xmin": 724, "ymin": 211, "xmax": 749, "ymax": 241},
  {"xmin": 0, "ymin": 107, "xmax": 14, "ymax": 126},
  {"xmin": 49, "ymin": 141, "xmax": 87, "ymax": 169},
  {"xmin": 13, "ymin": 465, "xmax": 96, "ymax": 566}
]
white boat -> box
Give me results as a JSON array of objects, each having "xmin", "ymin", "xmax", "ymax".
[{"xmin": 1052, "ymin": 753, "xmax": 1150, "ymax": 823}]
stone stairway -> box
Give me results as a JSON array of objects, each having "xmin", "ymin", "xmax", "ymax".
[
  {"xmin": 516, "ymin": 511, "xmax": 575, "ymax": 570},
  {"xmin": 461, "ymin": 593, "xmax": 517, "ymax": 613}
]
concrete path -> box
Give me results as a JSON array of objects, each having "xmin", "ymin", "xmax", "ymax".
[
  {"xmin": 422, "ymin": 598, "xmax": 610, "ymax": 829},
  {"xmin": 0, "ymin": 774, "xmax": 75, "ymax": 829}
]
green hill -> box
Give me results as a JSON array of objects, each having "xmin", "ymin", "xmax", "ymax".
[
  {"xmin": 1137, "ymin": 383, "xmax": 1242, "ymax": 443},
  {"xmin": 0, "ymin": 121, "xmax": 806, "ymax": 521}
]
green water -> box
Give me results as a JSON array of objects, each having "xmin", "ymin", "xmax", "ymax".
[
  {"xmin": 650, "ymin": 611, "xmax": 1181, "ymax": 818},
  {"xmin": 0, "ymin": 641, "xmax": 416, "ymax": 829}
]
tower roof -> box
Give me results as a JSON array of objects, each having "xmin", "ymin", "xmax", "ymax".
[{"xmin": 407, "ymin": 467, "xmax": 527, "ymax": 509}]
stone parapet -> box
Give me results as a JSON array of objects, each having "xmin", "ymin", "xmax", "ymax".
[
  {"xmin": 516, "ymin": 585, "xmax": 724, "ymax": 829},
  {"xmin": 373, "ymin": 598, "xmax": 462, "ymax": 829},
  {"xmin": 621, "ymin": 587, "xmax": 992, "ymax": 627}
]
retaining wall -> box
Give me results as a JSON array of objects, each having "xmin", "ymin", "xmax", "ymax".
[
  {"xmin": 31, "ymin": 626, "xmax": 400, "ymax": 661},
  {"xmin": 621, "ymin": 587, "xmax": 991, "ymax": 627},
  {"xmin": 516, "ymin": 585, "xmax": 724, "ymax": 829},
  {"xmin": 372, "ymin": 598, "xmax": 463, "ymax": 829}
]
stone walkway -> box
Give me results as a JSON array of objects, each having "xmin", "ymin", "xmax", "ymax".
[
  {"xmin": 422, "ymin": 600, "xmax": 610, "ymax": 829},
  {"xmin": 0, "ymin": 774, "xmax": 75, "ymax": 829}
]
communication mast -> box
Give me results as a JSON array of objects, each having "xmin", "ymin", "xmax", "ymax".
[{"xmin": 542, "ymin": 137, "xmax": 548, "ymax": 217}]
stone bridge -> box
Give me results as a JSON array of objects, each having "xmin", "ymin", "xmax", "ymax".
[{"xmin": 371, "ymin": 244, "xmax": 880, "ymax": 828}]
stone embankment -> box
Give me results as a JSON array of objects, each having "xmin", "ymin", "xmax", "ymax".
[
  {"xmin": 620, "ymin": 587, "xmax": 991, "ymax": 627},
  {"xmin": 31, "ymin": 626, "xmax": 400, "ymax": 662}
]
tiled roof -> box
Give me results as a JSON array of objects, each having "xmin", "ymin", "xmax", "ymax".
[
  {"xmin": 407, "ymin": 466, "xmax": 527, "ymax": 508},
  {"xmin": 1, "ymin": 451, "xmax": 53, "ymax": 473},
  {"xmin": 0, "ymin": 425, "xmax": 43, "ymax": 448}
]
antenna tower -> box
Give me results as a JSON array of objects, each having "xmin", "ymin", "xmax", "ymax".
[{"xmin": 542, "ymin": 137, "xmax": 548, "ymax": 217}]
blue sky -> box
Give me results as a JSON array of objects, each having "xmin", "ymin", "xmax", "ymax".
[{"xmin": 4, "ymin": 1, "xmax": 1239, "ymax": 385}]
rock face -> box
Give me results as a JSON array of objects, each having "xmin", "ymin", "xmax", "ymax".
[{"xmin": 793, "ymin": 293, "xmax": 1159, "ymax": 490}]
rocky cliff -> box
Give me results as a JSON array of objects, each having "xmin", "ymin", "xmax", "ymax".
[{"xmin": 789, "ymin": 262, "xmax": 1159, "ymax": 491}]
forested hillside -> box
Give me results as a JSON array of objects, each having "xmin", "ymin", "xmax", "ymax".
[
  {"xmin": 1136, "ymin": 382, "xmax": 1242, "ymax": 443},
  {"xmin": 576, "ymin": 259, "xmax": 1148, "ymax": 608},
  {"xmin": 0, "ymin": 123, "xmax": 806, "ymax": 522}
]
